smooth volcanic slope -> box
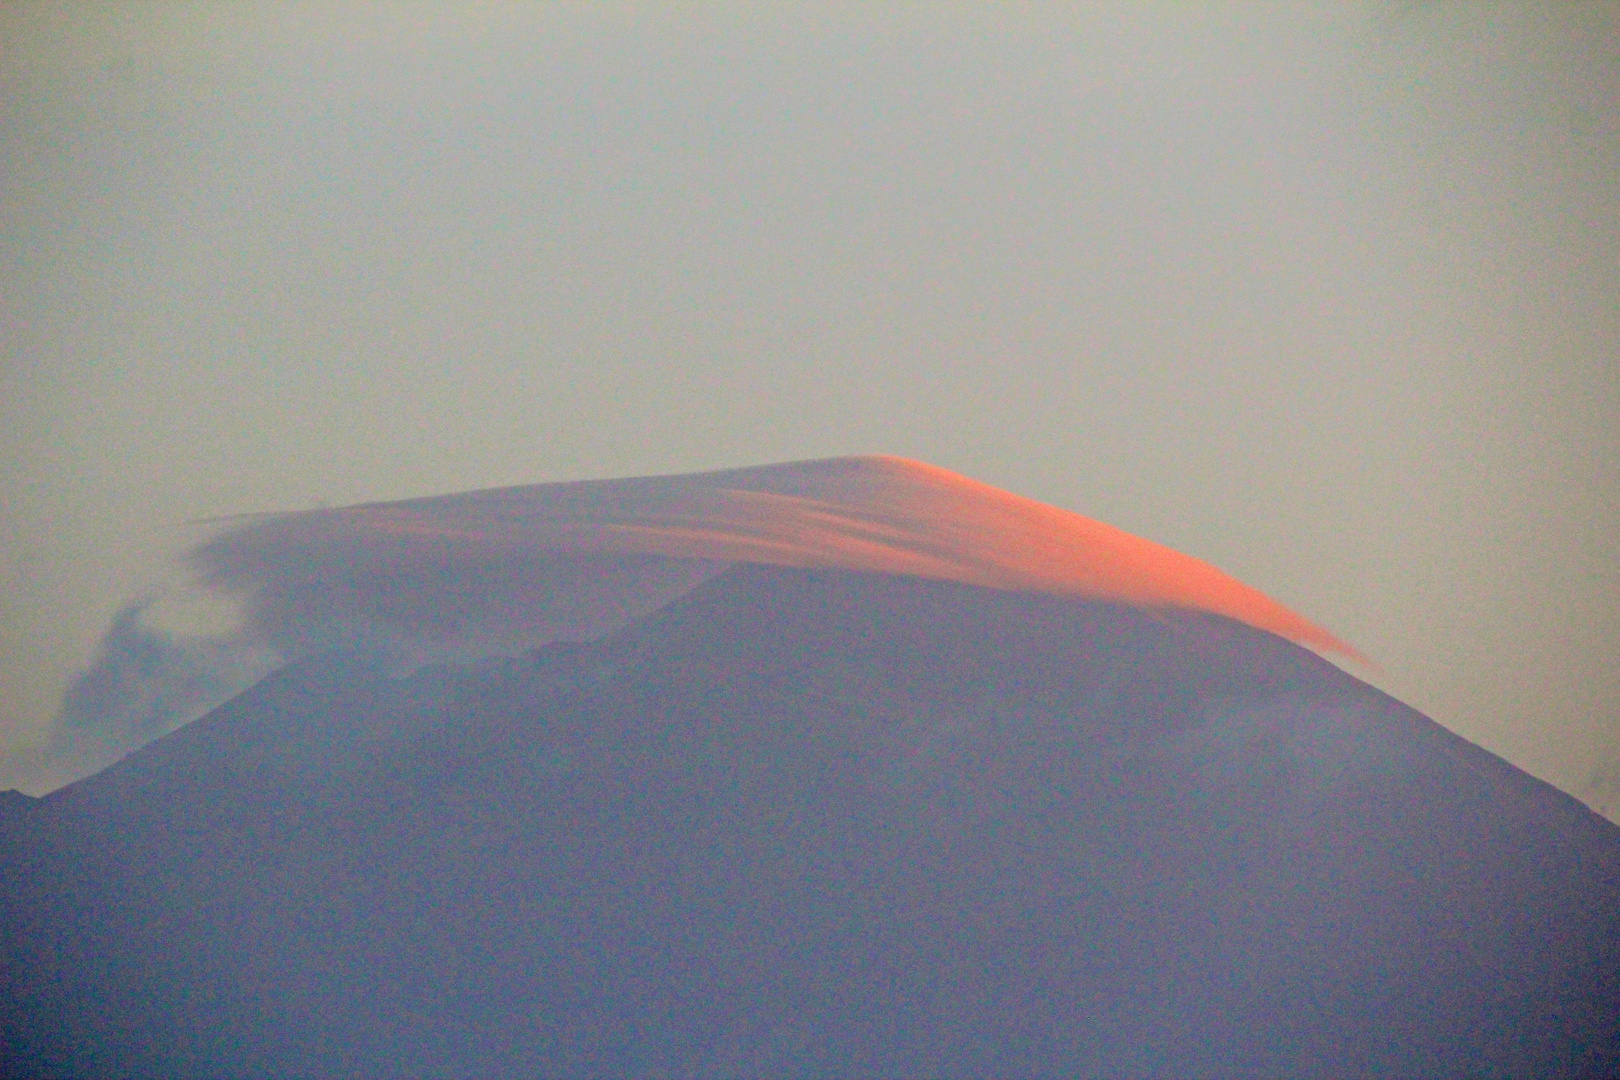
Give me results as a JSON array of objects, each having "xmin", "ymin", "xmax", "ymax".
[
  {"xmin": 190, "ymin": 455, "xmax": 1360, "ymax": 661},
  {"xmin": 4, "ymin": 461, "xmax": 1618, "ymax": 1078}
]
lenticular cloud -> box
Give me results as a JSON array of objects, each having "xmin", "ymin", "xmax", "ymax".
[{"xmin": 191, "ymin": 455, "xmax": 1360, "ymax": 664}]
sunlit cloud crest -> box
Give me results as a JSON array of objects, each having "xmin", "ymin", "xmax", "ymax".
[{"xmin": 193, "ymin": 454, "xmax": 1361, "ymax": 662}]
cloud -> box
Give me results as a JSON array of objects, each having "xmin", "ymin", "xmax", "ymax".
[
  {"xmin": 191, "ymin": 455, "xmax": 1362, "ymax": 664},
  {"xmin": 21, "ymin": 454, "xmax": 1364, "ymax": 794},
  {"xmin": 40, "ymin": 600, "xmax": 280, "ymax": 790}
]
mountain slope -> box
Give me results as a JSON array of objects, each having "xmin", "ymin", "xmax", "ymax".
[{"xmin": 5, "ymin": 566, "xmax": 1618, "ymax": 1078}]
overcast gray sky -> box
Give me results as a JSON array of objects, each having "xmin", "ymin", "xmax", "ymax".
[{"xmin": 3, "ymin": 2, "xmax": 1617, "ymax": 815}]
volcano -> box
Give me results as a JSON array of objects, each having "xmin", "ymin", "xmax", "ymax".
[{"xmin": 4, "ymin": 458, "xmax": 1618, "ymax": 1078}]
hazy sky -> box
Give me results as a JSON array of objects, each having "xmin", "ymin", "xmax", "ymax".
[{"xmin": 3, "ymin": 3, "xmax": 1616, "ymax": 814}]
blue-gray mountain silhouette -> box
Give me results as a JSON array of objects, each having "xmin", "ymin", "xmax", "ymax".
[{"xmin": 5, "ymin": 566, "xmax": 1619, "ymax": 1078}]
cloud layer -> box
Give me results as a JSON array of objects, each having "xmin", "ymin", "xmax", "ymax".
[
  {"xmin": 192, "ymin": 455, "xmax": 1361, "ymax": 662},
  {"xmin": 31, "ymin": 456, "xmax": 1365, "ymax": 793}
]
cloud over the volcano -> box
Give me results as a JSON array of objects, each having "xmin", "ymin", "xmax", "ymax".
[
  {"xmin": 26, "ymin": 456, "xmax": 1361, "ymax": 793},
  {"xmin": 42, "ymin": 600, "xmax": 280, "ymax": 789},
  {"xmin": 191, "ymin": 455, "xmax": 1362, "ymax": 665}
]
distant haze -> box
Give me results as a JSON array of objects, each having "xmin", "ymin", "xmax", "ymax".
[{"xmin": 2, "ymin": 4, "xmax": 1616, "ymax": 816}]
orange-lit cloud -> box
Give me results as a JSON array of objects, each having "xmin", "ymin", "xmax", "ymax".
[{"xmin": 192, "ymin": 455, "xmax": 1362, "ymax": 663}]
